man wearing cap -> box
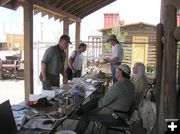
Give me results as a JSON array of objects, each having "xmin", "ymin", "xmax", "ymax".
[
  {"xmin": 40, "ymin": 34, "xmax": 71, "ymax": 90},
  {"xmin": 104, "ymin": 34, "xmax": 124, "ymax": 83},
  {"xmin": 75, "ymin": 64, "xmax": 135, "ymax": 134}
]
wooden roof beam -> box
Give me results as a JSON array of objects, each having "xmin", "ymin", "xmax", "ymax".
[
  {"xmin": 72, "ymin": 0, "xmax": 109, "ymax": 16},
  {"xmin": 54, "ymin": 15, "xmax": 59, "ymax": 21},
  {"xmin": 63, "ymin": 0, "xmax": 84, "ymax": 11},
  {"xmin": 41, "ymin": 10, "xmax": 47, "ymax": 17},
  {"xmin": 44, "ymin": 0, "xmax": 50, "ymax": 4},
  {"xmin": 34, "ymin": 8, "xmax": 74, "ymax": 24},
  {"xmin": 57, "ymin": 0, "xmax": 73, "ymax": 8},
  {"xmin": 67, "ymin": 0, "xmax": 94, "ymax": 13},
  {"xmin": 0, "ymin": 0, "xmax": 11, "ymax": 6},
  {"xmin": 52, "ymin": 0, "xmax": 62, "ymax": 7},
  {"xmin": 48, "ymin": 0, "xmax": 57, "ymax": 5},
  {"xmin": 0, "ymin": 0, "xmax": 21, "ymax": 10},
  {"xmin": 78, "ymin": 0, "xmax": 115, "ymax": 18},
  {"xmin": 48, "ymin": 13, "xmax": 54, "ymax": 20},
  {"xmin": 33, "ymin": 8, "xmax": 40, "ymax": 15},
  {"xmin": 33, "ymin": 0, "xmax": 81, "ymax": 22}
]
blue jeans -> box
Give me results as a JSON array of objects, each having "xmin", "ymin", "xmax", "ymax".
[
  {"xmin": 110, "ymin": 63, "xmax": 117, "ymax": 84},
  {"xmin": 110, "ymin": 62, "xmax": 121, "ymax": 84}
]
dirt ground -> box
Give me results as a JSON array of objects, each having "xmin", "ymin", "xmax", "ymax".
[
  {"xmin": 0, "ymin": 79, "xmax": 43, "ymax": 105},
  {"xmin": 0, "ymin": 79, "xmax": 24, "ymax": 104}
]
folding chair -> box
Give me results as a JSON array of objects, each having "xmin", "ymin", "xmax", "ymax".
[{"xmin": 97, "ymin": 101, "xmax": 136, "ymax": 134}]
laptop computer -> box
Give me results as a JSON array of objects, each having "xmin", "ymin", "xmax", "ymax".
[
  {"xmin": 0, "ymin": 100, "xmax": 17, "ymax": 134},
  {"xmin": 0, "ymin": 100, "xmax": 58, "ymax": 134}
]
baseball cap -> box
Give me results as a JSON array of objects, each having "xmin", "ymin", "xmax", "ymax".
[
  {"xmin": 60, "ymin": 34, "xmax": 72, "ymax": 44},
  {"xmin": 116, "ymin": 64, "xmax": 131, "ymax": 75},
  {"xmin": 106, "ymin": 34, "xmax": 118, "ymax": 42}
]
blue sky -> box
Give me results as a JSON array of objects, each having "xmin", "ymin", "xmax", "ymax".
[{"xmin": 0, "ymin": 0, "xmax": 161, "ymax": 42}]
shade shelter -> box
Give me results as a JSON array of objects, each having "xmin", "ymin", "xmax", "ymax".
[
  {"xmin": 0, "ymin": 0, "xmax": 180, "ymax": 133},
  {"xmin": 0, "ymin": 0, "xmax": 116, "ymax": 100}
]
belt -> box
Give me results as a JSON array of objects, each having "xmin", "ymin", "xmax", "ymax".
[{"xmin": 47, "ymin": 73, "xmax": 59, "ymax": 77}]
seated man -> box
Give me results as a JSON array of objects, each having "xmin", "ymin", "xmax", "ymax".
[{"xmin": 74, "ymin": 64, "xmax": 135, "ymax": 134}]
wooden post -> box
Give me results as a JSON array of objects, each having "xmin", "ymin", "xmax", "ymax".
[
  {"xmin": 63, "ymin": 17, "xmax": 69, "ymax": 73},
  {"xmin": 155, "ymin": 23, "xmax": 164, "ymax": 133},
  {"xmin": 178, "ymin": 46, "xmax": 180, "ymax": 118},
  {"xmin": 178, "ymin": 47, "xmax": 180, "ymax": 87},
  {"xmin": 75, "ymin": 21, "xmax": 81, "ymax": 50},
  {"xmin": 158, "ymin": 5, "xmax": 177, "ymax": 134},
  {"xmin": 23, "ymin": 0, "xmax": 34, "ymax": 100}
]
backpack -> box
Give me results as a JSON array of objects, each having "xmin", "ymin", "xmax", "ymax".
[{"xmin": 66, "ymin": 51, "xmax": 77, "ymax": 80}]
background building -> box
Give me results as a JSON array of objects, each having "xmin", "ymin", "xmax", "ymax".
[
  {"xmin": 0, "ymin": 33, "xmax": 24, "ymax": 51},
  {"xmin": 6, "ymin": 33, "xmax": 24, "ymax": 51},
  {"xmin": 100, "ymin": 22, "xmax": 157, "ymax": 70}
]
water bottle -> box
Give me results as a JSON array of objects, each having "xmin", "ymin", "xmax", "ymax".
[{"xmin": 73, "ymin": 86, "xmax": 80, "ymax": 105}]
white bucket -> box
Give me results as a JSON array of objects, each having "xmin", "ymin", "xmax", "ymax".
[{"xmin": 55, "ymin": 130, "xmax": 77, "ymax": 134}]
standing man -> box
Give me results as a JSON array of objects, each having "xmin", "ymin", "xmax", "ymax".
[
  {"xmin": 68, "ymin": 43, "xmax": 87, "ymax": 79},
  {"xmin": 40, "ymin": 34, "xmax": 71, "ymax": 90},
  {"xmin": 104, "ymin": 34, "xmax": 124, "ymax": 83}
]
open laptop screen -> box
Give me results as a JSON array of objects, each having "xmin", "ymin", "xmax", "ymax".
[{"xmin": 0, "ymin": 100, "xmax": 17, "ymax": 134}]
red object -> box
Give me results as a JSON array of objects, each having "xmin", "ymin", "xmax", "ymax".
[
  {"xmin": 177, "ymin": 13, "xmax": 180, "ymax": 27},
  {"xmin": 104, "ymin": 13, "xmax": 119, "ymax": 28},
  {"xmin": 27, "ymin": 101, "xmax": 36, "ymax": 107}
]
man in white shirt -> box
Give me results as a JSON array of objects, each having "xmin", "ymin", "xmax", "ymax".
[
  {"xmin": 68, "ymin": 43, "xmax": 87, "ymax": 78},
  {"xmin": 104, "ymin": 34, "xmax": 124, "ymax": 83}
]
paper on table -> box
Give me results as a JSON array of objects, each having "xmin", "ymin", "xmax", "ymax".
[
  {"xmin": 41, "ymin": 90, "xmax": 55, "ymax": 100},
  {"xmin": 52, "ymin": 88, "xmax": 65, "ymax": 96},
  {"xmin": 91, "ymin": 80, "xmax": 98, "ymax": 84},
  {"xmin": 11, "ymin": 104, "xmax": 26, "ymax": 111},
  {"xmin": 13, "ymin": 111, "xmax": 26, "ymax": 129},
  {"xmin": 29, "ymin": 94, "xmax": 44, "ymax": 101},
  {"xmin": 85, "ymin": 79, "xmax": 92, "ymax": 83},
  {"xmin": 86, "ymin": 85, "xmax": 95, "ymax": 91}
]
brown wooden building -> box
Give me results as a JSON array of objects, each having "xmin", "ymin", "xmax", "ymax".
[
  {"xmin": 0, "ymin": 42, "xmax": 8, "ymax": 51},
  {"xmin": 6, "ymin": 33, "xmax": 24, "ymax": 51},
  {"xmin": 100, "ymin": 22, "xmax": 157, "ymax": 70},
  {"xmin": 0, "ymin": 34, "xmax": 24, "ymax": 51}
]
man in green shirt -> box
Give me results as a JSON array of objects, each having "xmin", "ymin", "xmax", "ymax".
[
  {"xmin": 40, "ymin": 34, "xmax": 71, "ymax": 90},
  {"xmin": 75, "ymin": 64, "xmax": 135, "ymax": 134}
]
